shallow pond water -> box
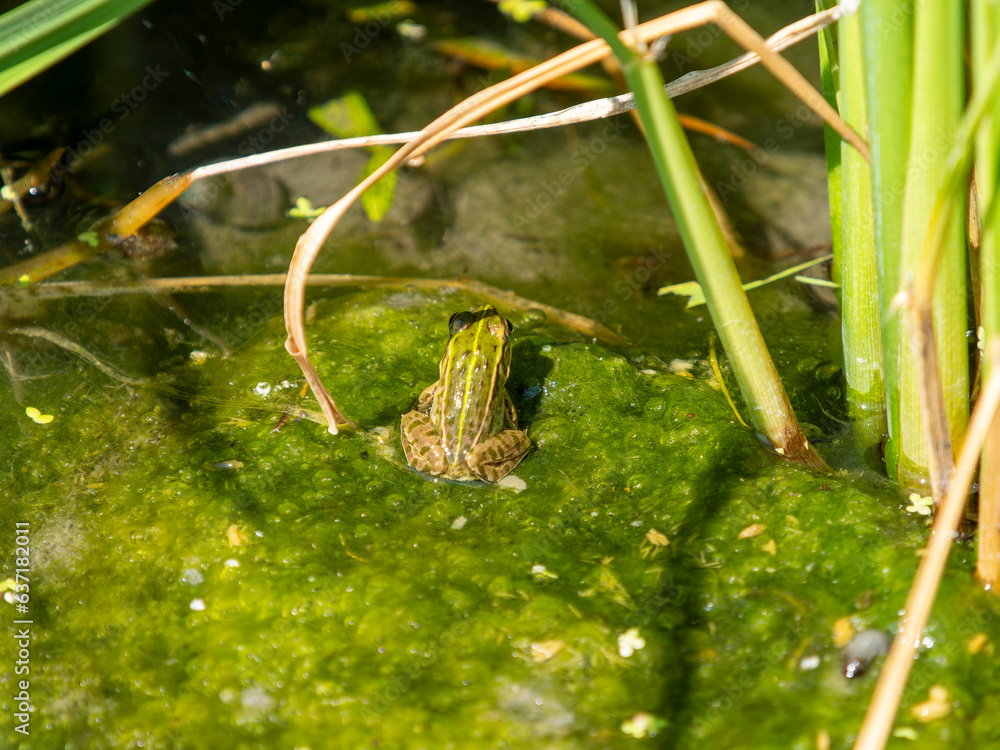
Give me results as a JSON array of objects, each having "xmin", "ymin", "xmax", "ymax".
[{"xmin": 2, "ymin": 2, "xmax": 999, "ymax": 748}]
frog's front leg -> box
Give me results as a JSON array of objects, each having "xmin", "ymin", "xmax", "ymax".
[
  {"xmin": 466, "ymin": 429, "xmax": 531, "ymax": 483},
  {"xmin": 400, "ymin": 410, "xmax": 448, "ymax": 477}
]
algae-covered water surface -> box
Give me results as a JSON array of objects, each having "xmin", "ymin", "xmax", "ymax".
[{"xmin": 2, "ymin": 1, "xmax": 1000, "ymax": 748}]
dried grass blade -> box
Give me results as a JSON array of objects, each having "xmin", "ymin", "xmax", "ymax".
[{"xmin": 852, "ymin": 340, "xmax": 1000, "ymax": 750}]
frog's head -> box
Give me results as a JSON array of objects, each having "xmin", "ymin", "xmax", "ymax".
[{"xmin": 445, "ymin": 305, "xmax": 513, "ymax": 375}]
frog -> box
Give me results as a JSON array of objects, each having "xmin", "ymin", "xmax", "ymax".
[{"xmin": 400, "ymin": 305, "xmax": 531, "ymax": 482}]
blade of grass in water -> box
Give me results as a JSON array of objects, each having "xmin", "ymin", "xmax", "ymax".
[
  {"xmin": 0, "ymin": 0, "xmax": 156, "ymax": 97},
  {"xmin": 896, "ymin": 0, "xmax": 967, "ymax": 490},
  {"xmin": 560, "ymin": 0, "xmax": 824, "ymax": 468},
  {"xmin": 815, "ymin": 3, "xmax": 841, "ymax": 286},
  {"xmin": 835, "ymin": 7, "xmax": 885, "ymax": 454},
  {"xmin": 859, "ymin": 0, "xmax": 913, "ymax": 477}
]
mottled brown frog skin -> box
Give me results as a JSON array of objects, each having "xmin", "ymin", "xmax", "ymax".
[{"xmin": 400, "ymin": 306, "xmax": 531, "ymax": 482}]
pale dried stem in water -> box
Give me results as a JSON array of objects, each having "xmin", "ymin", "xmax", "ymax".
[{"xmin": 852, "ymin": 341, "xmax": 1000, "ymax": 750}]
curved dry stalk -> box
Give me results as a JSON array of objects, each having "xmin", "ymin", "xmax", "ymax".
[
  {"xmin": 189, "ymin": 4, "xmax": 844, "ymax": 174},
  {"xmin": 0, "ymin": 273, "xmax": 627, "ymax": 345},
  {"xmin": 286, "ymin": 1, "xmax": 869, "ymax": 433},
  {"xmin": 852, "ymin": 340, "xmax": 1000, "ymax": 750}
]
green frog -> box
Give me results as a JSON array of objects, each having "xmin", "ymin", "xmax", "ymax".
[{"xmin": 401, "ymin": 305, "xmax": 531, "ymax": 482}]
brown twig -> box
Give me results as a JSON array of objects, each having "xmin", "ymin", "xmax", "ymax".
[
  {"xmin": 852, "ymin": 341, "xmax": 1000, "ymax": 750},
  {"xmin": 0, "ymin": 273, "xmax": 627, "ymax": 346}
]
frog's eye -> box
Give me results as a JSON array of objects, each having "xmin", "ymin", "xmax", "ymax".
[
  {"xmin": 448, "ymin": 311, "xmax": 475, "ymax": 336},
  {"xmin": 487, "ymin": 316, "xmax": 513, "ymax": 341}
]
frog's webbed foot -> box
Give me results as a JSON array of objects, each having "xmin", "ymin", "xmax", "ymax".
[
  {"xmin": 467, "ymin": 429, "xmax": 531, "ymax": 483},
  {"xmin": 400, "ymin": 410, "xmax": 448, "ymax": 476}
]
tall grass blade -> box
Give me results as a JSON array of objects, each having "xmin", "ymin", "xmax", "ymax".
[
  {"xmin": 896, "ymin": 0, "xmax": 967, "ymax": 489},
  {"xmin": 0, "ymin": 0, "xmax": 156, "ymax": 97},
  {"xmin": 561, "ymin": 0, "xmax": 825, "ymax": 467},
  {"xmin": 859, "ymin": 0, "xmax": 913, "ymax": 476},
  {"xmin": 836, "ymin": 8, "xmax": 885, "ymax": 453}
]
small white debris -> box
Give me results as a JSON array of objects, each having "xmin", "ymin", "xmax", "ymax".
[
  {"xmin": 668, "ymin": 359, "xmax": 695, "ymax": 377},
  {"xmin": 189, "ymin": 350, "xmax": 210, "ymax": 365},
  {"xmin": 190, "ymin": 598, "xmax": 207, "ymax": 611},
  {"xmin": 531, "ymin": 564, "xmax": 558, "ymax": 580},
  {"xmin": 397, "ymin": 20, "xmax": 427, "ymax": 40},
  {"xmin": 799, "ymin": 654, "xmax": 821, "ymax": 671},
  {"xmin": 617, "ymin": 627, "xmax": 646, "ymax": 658},
  {"xmin": 183, "ymin": 569, "xmax": 204, "ymax": 585},
  {"xmin": 621, "ymin": 712, "xmax": 666, "ymax": 739},
  {"xmin": 451, "ymin": 515, "xmax": 468, "ymax": 530},
  {"xmin": 497, "ymin": 474, "xmax": 527, "ymax": 492},
  {"xmin": 224, "ymin": 558, "xmax": 240, "ymax": 568},
  {"xmin": 253, "ymin": 382, "xmax": 272, "ymax": 397}
]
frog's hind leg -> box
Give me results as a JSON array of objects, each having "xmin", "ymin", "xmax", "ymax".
[
  {"xmin": 400, "ymin": 410, "xmax": 448, "ymax": 477},
  {"xmin": 467, "ymin": 429, "xmax": 531, "ymax": 483}
]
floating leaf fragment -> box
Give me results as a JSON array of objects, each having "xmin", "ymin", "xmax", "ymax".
[
  {"xmin": 531, "ymin": 639, "xmax": 565, "ymax": 662},
  {"xmin": 645, "ymin": 528, "xmax": 669, "ymax": 546},
  {"xmin": 25, "ymin": 406, "xmax": 53, "ymax": 424},
  {"xmin": 905, "ymin": 493, "xmax": 934, "ymax": 516},
  {"xmin": 288, "ymin": 196, "xmax": 325, "ymax": 219},
  {"xmin": 498, "ymin": 0, "xmax": 547, "ymax": 23},
  {"xmin": 910, "ymin": 685, "xmax": 951, "ymax": 722},
  {"xmin": 77, "ymin": 230, "xmax": 99, "ymax": 247}
]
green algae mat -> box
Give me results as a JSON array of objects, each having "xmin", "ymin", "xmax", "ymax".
[{"xmin": 3, "ymin": 288, "xmax": 1000, "ymax": 749}]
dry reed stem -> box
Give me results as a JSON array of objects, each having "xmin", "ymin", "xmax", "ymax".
[
  {"xmin": 978, "ymin": 415, "xmax": 1000, "ymax": 587},
  {"xmin": 852, "ymin": 341, "xmax": 1000, "ymax": 750},
  {"xmin": 906, "ymin": 294, "xmax": 955, "ymax": 502},
  {"xmin": 0, "ymin": 274, "xmax": 627, "ymax": 345}
]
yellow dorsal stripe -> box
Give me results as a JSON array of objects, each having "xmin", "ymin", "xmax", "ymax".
[{"xmin": 454, "ymin": 315, "xmax": 488, "ymax": 454}]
